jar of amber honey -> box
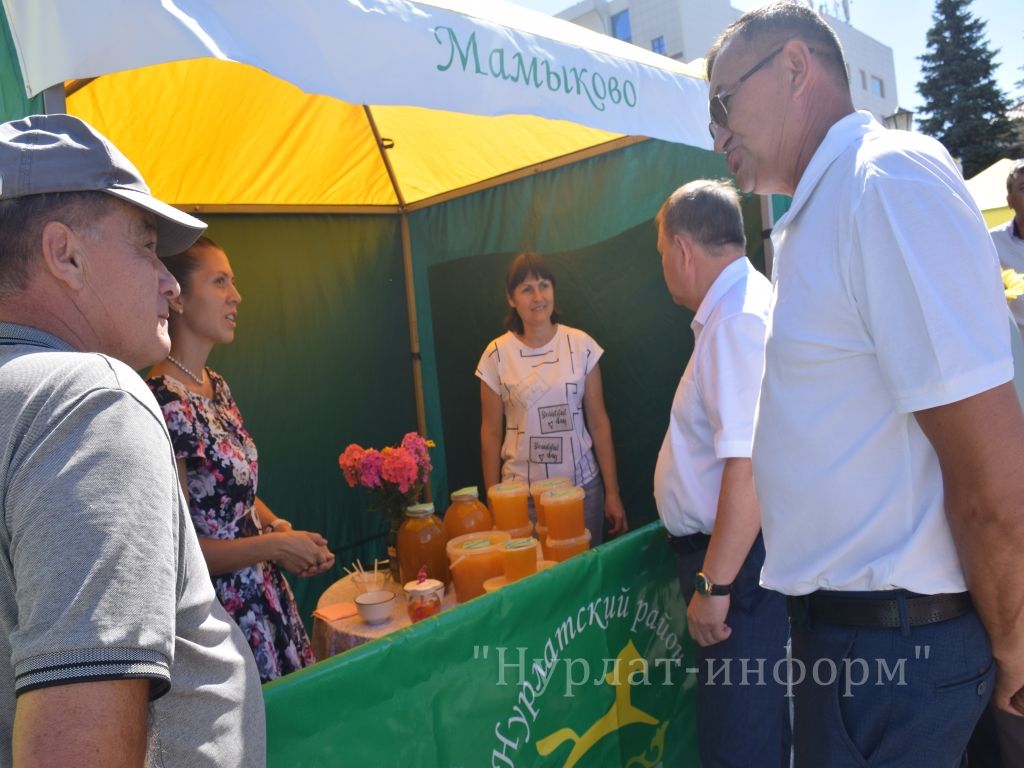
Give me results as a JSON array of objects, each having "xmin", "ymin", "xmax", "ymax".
[
  {"xmin": 443, "ymin": 486, "xmax": 493, "ymax": 539},
  {"xmin": 398, "ymin": 503, "xmax": 450, "ymax": 587},
  {"xmin": 502, "ymin": 538, "xmax": 540, "ymax": 582},
  {"xmin": 530, "ymin": 476, "xmax": 571, "ymax": 527},
  {"xmin": 404, "ymin": 577, "xmax": 444, "ymax": 622},
  {"xmin": 446, "ymin": 530, "xmax": 511, "ymax": 602},
  {"xmin": 487, "ymin": 481, "xmax": 531, "ymax": 531}
]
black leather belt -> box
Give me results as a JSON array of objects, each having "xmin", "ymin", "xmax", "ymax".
[
  {"xmin": 788, "ymin": 591, "xmax": 974, "ymax": 629},
  {"xmin": 666, "ymin": 532, "xmax": 711, "ymax": 555}
]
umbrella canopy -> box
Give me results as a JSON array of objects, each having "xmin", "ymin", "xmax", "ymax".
[{"xmin": 3, "ymin": 0, "xmax": 711, "ymax": 209}]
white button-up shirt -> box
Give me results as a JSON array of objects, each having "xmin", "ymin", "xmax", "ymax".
[
  {"xmin": 654, "ymin": 257, "xmax": 771, "ymax": 536},
  {"xmin": 754, "ymin": 111, "xmax": 1012, "ymax": 595},
  {"xmin": 991, "ymin": 218, "xmax": 1024, "ymax": 338}
]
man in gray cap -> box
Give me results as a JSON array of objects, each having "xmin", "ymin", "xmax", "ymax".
[{"xmin": 0, "ymin": 114, "xmax": 265, "ymax": 766}]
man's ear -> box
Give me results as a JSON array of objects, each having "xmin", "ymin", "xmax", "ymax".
[
  {"xmin": 780, "ymin": 38, "xmax": 813, "ymax": 95},
  {"xmin": 40, "ymin": 220, "xmax": 87, "ymax": 291},
  {"xmin": 675, "ymin": 232, "xmax": 695, "ymax": 268}
]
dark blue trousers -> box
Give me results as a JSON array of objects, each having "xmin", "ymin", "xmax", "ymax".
[
  {"xmin": 789, "ymin": 593, "xmax": 993, "ymax": 767},
  {"xmin": 677, "ymin": 534, "xmax": 791, "ymax": 767}
]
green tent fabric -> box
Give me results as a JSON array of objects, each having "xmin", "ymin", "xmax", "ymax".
[
  {"xmin": 196, "ymin": 138, "xmax": 758, "ymax": 628},
  {"xmin": 0, "ymin": 11, "xmax": 40, "ymax": 120}
]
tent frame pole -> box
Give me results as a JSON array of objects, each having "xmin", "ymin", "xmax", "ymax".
[{"xmin": 363, "ymin": 106, "xmax": 431, "ymax": 498}]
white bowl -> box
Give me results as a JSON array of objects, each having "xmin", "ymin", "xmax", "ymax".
[{"xmin": 354, "ymin": 590, "xmax": 395, "ymax": 624}]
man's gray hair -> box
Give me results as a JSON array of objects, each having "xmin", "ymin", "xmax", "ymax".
[
  {"xmin": 706, "ymin": 0, "xmax": 849, "ymax": 89},
  {"xmin": 1006, "ymin": 159, "xmax": 1024, "ymax": 194},
  {"xmin": 656, "ymin": 179, "xmax": 746, "ymax": 252},
  {"xmin": 0, "ymin": 191, "xmax": 114, "ymax": 299}
]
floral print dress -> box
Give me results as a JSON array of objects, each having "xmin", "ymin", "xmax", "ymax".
[{"xmin": 148, "ymin": 371, "xmax": 315, "ymax": 682}]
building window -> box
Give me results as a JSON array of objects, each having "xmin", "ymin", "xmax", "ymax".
[
  {"xmin": 859, "ymin": 69, "xmax": 867, "ymax": 90},
  {"xmin": 870, "ymin": 75, "xmax": 885, "ymax": 98},
  {"xmin": 611, "ymin": 10, "xmax": 631, "ymax": 42},
  {"xmin": 651, "ymin": 36, "xmax": 665, "ymax": 54}
]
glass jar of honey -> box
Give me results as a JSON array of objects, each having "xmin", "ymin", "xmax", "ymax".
[
  {"xmin": 443, "ymin": 486, "xmax": 493, "ymax": 539},
  {"xmin": 398, "ymin": 503, "xmax": 450, "ymax": 587},
  {"xmin": 404, "ymin": 577, "xmax": 444, "ymax": 622}
]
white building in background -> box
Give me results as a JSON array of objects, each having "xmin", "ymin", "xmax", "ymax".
[{"xmin": 557, "ymin": 0, "xmax": 899, "ymax": 121}]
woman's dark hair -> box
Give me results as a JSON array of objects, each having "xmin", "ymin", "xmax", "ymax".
[
  {"xmin": 163, "ymin": 235, "xmax": 221, "ymax": 296},
  {"xmin": 504, "ymin": 251, "xmax": 560, "ymax": 335}
]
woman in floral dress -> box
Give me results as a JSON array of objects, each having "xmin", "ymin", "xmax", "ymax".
[{"xmin": 147, "ymin": 236, "xmax": 334, "ymax": 682}]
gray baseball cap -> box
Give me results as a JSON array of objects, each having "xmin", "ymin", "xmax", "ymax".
[{"xmin": 0, "ymin": 113, "xmax": 205, "ymax": 257}]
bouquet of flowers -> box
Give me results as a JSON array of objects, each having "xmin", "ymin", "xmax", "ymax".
[{"xmin": 339, "ymin": 432, "xmax": 434, "ymax": 580}]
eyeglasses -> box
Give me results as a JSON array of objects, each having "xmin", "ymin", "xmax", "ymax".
[{"xmin": 708, "ymin": 45, "xmax": 786, "ymax": 140}]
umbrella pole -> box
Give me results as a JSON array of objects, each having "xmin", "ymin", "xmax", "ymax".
[{"xmin": 364, "ymin": 107, "xmax": 430, "ymax": 500}]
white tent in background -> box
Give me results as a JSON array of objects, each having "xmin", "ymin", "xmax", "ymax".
[{"xmin": 966, "ymin": 157, "xmax": 1014, "ymax": 229}]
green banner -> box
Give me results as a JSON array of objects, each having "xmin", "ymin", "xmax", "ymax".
[{"xmin": 264, "ymin": 522, "xmax": 698, "ymax": 766}]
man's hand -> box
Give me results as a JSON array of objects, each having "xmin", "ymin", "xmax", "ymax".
[
  {"xmin": 686, "ymin": 593, "xmax": 732, "ymax": 647},
  {"xmin": 994, "ymin": 656, "xmax": 1024, "ymax": 715},
  {"xmin": 914, "ymin": 381, "xmax": 1024, "ymax": 717}
]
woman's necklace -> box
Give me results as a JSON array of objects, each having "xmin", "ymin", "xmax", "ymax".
[{"xmin": 166, "ymin": 354, "xmax": 207, "ymax": 386}]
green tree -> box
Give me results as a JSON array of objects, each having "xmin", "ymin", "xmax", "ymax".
[{"xmin": 916, "ymin": 0, "xmax": 1015, "ymax": 177}]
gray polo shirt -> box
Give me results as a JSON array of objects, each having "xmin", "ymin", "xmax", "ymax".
[{"xmin": 0, "ymin": 322, "xmax": 265, "ymax": 767}]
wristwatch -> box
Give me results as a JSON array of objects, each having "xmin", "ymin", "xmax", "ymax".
[{"xmin": 694, "ymin": 571, "xmax": 732, "ymax": 597}]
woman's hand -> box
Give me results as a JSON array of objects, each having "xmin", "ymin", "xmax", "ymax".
[
  {"xmin": 295, "ymin": 531, "xmax": 335, "ymax": 577},
  {"xmin": 604, "ymin": 492, "xmax": 628, "ymax": 537},
  {"xmin": 270, "ymin": 530, "xmax": 334, "ymax": 577}
]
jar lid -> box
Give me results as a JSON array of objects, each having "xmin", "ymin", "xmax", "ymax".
[
  {"xmin": 540, "ymin": 486, "xmax": 584, "ymax": 503},
  {"xmin": 530, "ymin": 476, "xmax": 571, "ymax": 492},
  {"xmin": 488, "ymin": 481, "xmax": 529, "ymax": 497},
  {"xmin": 446, "ymin": 530, "xmax": 511, "ymax": 559},
  {"xmin": 451, "ymin": 486, "xmax": 479, "ymax": 500},
  {"xmin": 405, "ymin": 578, "xmax": 443, "ymax": 594},
  {"xmin": 405, "ymin": 502, "xmax": 435, "ymax": 516},
  {"xmin": 505, "ymin": 537, "xmax": 536, "ymax": 550}
]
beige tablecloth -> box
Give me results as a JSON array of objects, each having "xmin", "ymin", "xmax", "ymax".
[{"xmin": 312, "ymin": 573, "xmax": 456, "ymax": 659}]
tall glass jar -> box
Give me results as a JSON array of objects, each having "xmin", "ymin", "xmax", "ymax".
[
  {"xmin": 443, "ymin": 486, "xmax": 493, "ymax": 539},
  {"xmin": 398, "ymin": 502, "xmax": 450, "ymax": 587}
]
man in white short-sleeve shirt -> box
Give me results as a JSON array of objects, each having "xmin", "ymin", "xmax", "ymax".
[
  {"xmin": 992, "ymin": 159, "xmax": 1024, "ymax": 339},
  {"xmin": 653, "ymin": 180, "xmax": 788, "ymax": 767},
  {"xmin": 0, "ymin": 115, "xmax": 265, "ymax": 767},
  {"xmin": 706, "ymin": 4, "xmax": 1024, "ymax": 765}
]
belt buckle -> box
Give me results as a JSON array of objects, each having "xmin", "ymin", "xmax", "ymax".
[{"xmin": 787, "ymin": 595, "xmax": 812, "ymax": 629}]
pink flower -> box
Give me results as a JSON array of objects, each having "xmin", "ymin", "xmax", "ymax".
[
  {"xmin": 338, "ymin": 443, "xmax": 365, "ymax": 487},
  {"xmin": 380, "ymin": 446, "xmax": 419, "ymax": 494},
  {"xmin": 401, "ymin": 432, "xmax": 433, "ymax": 483},
  {"xmin": 358, "ymin": 449, "xmax": 383, "ymax": 489}
]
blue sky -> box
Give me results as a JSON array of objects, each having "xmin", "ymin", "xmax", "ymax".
[{"xmin": 511, "ymin": 0, "xmax": 1024, "ymax": 114}]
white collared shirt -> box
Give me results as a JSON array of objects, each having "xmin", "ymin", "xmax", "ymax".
[
  {"xmin": 991, "ymin": 218, "xmax": 1024, "ymax": 338},
  {"xmin": 654, "ymin": 257, "xmax": 770, "ymax": 536},
  {"xmin": 754, "ymin": 111, "xmax": 1012, "ymax": 595}
]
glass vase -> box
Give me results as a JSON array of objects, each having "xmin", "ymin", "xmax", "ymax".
[{"xmin": 385, "ymin": 503, "xmax": 404, "ymax": 584}]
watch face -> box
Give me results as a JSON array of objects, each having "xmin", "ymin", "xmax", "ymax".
[{"xmin": 694, "ymin": 572, "xmax": 711, "ymax": 596}]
